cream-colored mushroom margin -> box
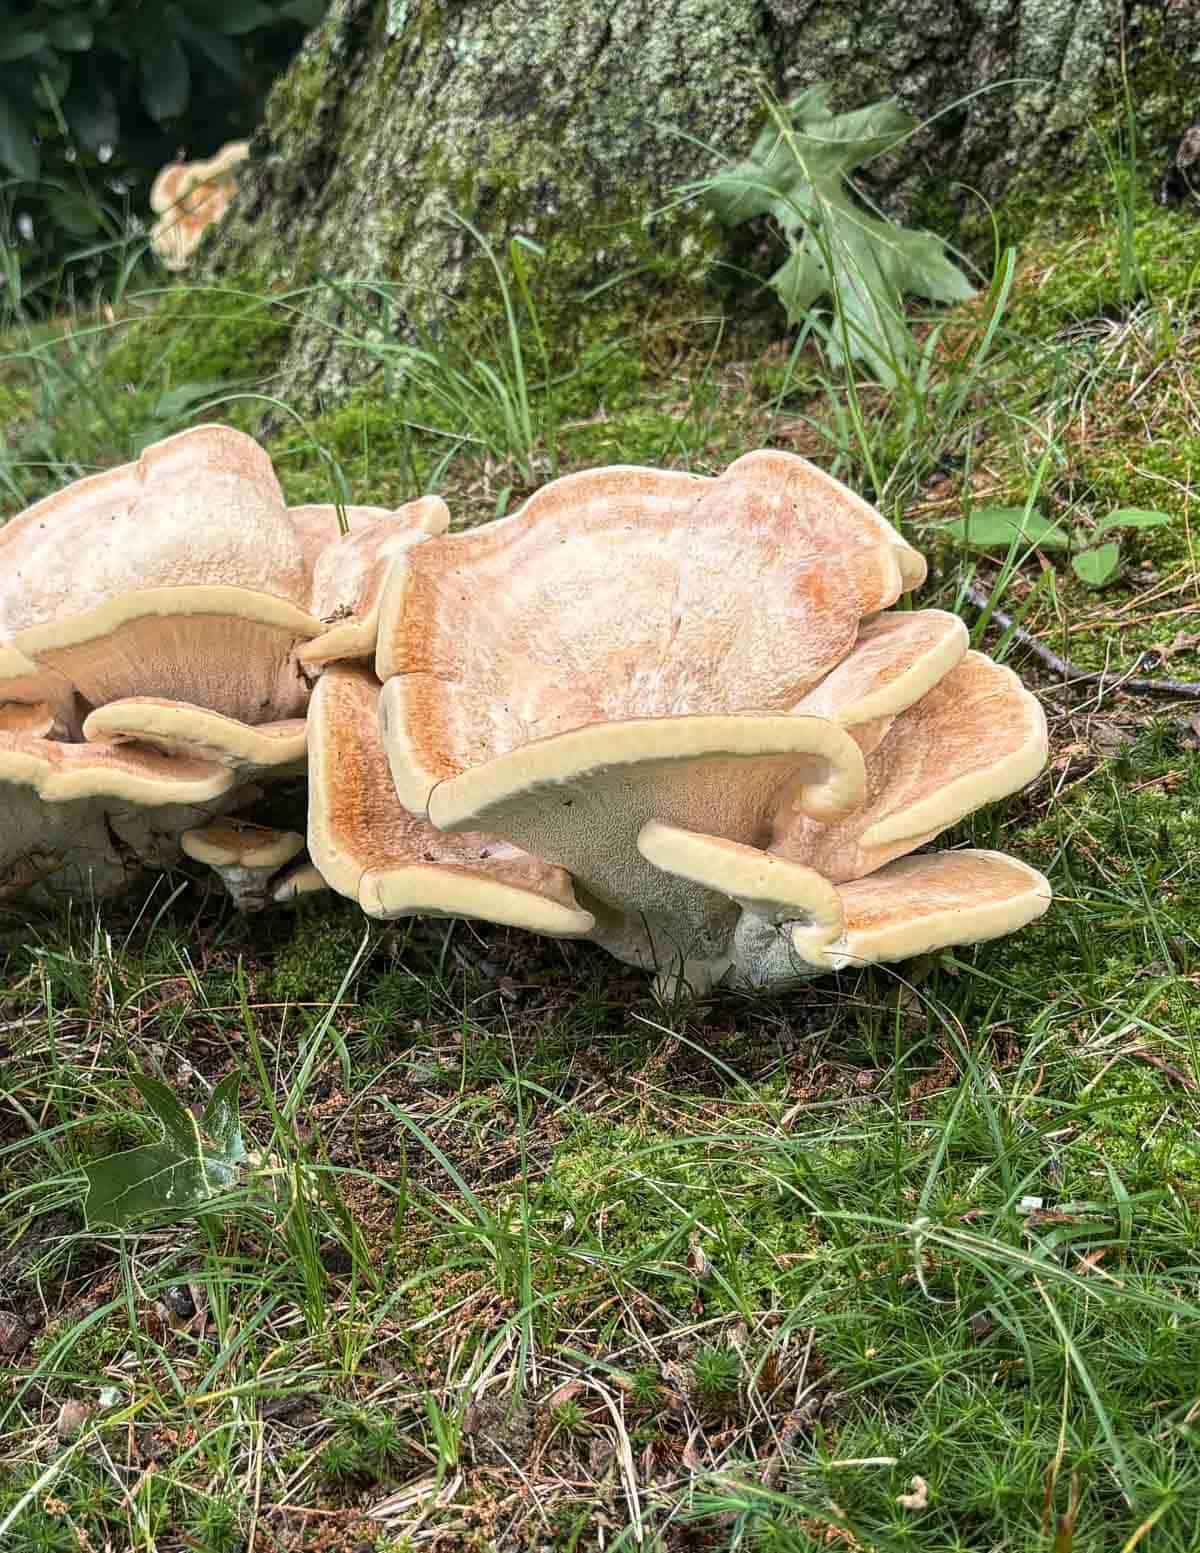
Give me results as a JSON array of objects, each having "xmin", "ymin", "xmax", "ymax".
[
  {"xmin": 0, "ymin": 728, "xmax": 238, "ymax": 903},
  {"xmin": 82, "ymin": 699, "xmax": 307, "ymax": 780},
  {"xmin": 310, "ymin": 666, "xmax": 594, "ymax": 933},
  {"xmin": 5, "ymin": 425, "xmax": 325, "ymax": 723},
  {"xmin": 273, "ymin": 862, "xmax": 329, "ymax": 904},
  {"xmin": 181, "ymin": 819, "xmax": 305, "ymax": 911},
  {"xmin": 149, "ymin": 141, "xmax": 249, "ymax": 271}
]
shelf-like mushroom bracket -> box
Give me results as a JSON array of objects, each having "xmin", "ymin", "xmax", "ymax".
[
  {"xmin": 371, "ymin": 448, "xmax": 1050, "ymax": 990},
  {"xmin": 309, "ymin": 665, "xmax": 595, "ymax": 934},
  {"xmin": 181, "ymin": 819, "xmax": 306, "ymax": 911}
]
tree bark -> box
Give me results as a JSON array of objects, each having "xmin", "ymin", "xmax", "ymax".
[{"xmin": 210, "ymin": 0, "xmax": 1198, "ymax": 406}]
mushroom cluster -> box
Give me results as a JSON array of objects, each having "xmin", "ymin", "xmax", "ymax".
[
  {"xmin": 0, "ymin": 425, "xmax": 447, "ymax": 907},
  {"xmin": 149, "ymin": 141, "xmax": 249, "ymax": 271},
  {"xmin": 307, "ymin": 451, "xmax": 1052, "ymax": 993},
  {"xmin": 3, "ymin": 434, "xmax": 1050, "ymax": 993}
]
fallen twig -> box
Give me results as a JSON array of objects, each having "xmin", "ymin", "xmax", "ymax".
[{"xmin": 961, "ymin": 583, "xmax": 1200, "ymax": 699}]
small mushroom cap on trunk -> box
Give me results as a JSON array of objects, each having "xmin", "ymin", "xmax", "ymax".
[
  {"xmin": 83, "ymin": 698, "xmax": 307, "ymax": 775},
  {"xmin": 823, "ymin": 849, "xmax": 1052, "ymax": 968},
  {"xmin": 149, "ymin": 143, "xmax": 249, "ymax": 270},
  {"xmin": 0, "ymin": 730, "xmax": 234, "ymax": 804},
  {"xmin": 310, "ymin": 665, "xmax": 594, "ymax": 933},
  {"xmin": 375, "ymin": 453, "xmax": 920, "ymax": 803},
  {"xmin": 181, "ymin": 819, "xmax": 305, "ymax": 869},
  {"xmin": 775, "ymin": 652, "xmax": 1048, "ymax": 882},
  {"xmin": 299, "ymin": 496, "xmax": 450, "ymax": 667}
]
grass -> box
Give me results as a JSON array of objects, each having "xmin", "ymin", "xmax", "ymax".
[{"xmin": 5, "ymin": 125, "xmax": 1200, "ymax": 1550}]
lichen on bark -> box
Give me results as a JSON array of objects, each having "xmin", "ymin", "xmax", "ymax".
[{"xmin": 209, "ymin": 0, "xmax": 1200, "ymax": 407}]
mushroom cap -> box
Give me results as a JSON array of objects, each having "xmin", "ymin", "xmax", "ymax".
[
  {"xmin": 148, "ymin": 143, "xmax": 249, "ymax": 269},
  {"xmin": 287, "ymin": 502, "xmax": 395, "ymax": 578},
  {"xmin": 82, "ymin": 697, "xmax": 307, "ymax": 775},
  {"xmin": 375, "ymin": 452, "xmax": 922, "ymax": 800},
  {"xmin": 4, "ymin": 426, "xmax": 324, "ymax": 724},
  {"xmin": 15, "ymin": 595, "xmax": 321, "ymax": 725},
  {"xmin": 181, "ymin": 819, "xmax": 305, "ymax": 869},
  {"xmin": 300, "ymin": 496, "xmax": 451, "ymax": 667},
  {"xmin": 309, "ymin": 665, "xmax": 594, "ymax": 933},
  {"xmin": 273, "ymin": 861, "xmax": 329, "ymax": 902},
  {"xmin": 775, "ymin": 651, "xmax": 1048, "ymax": 882},
  {"xmin": 0, "ymin": 640, "xmax": 77, "ymax": 731},
  {"xmin": 825, "ymin": 849, "xmax": 1052, "ymax": 968},
  {"xmin": 0, "ymin": 702, "xmax": 58, "ymax": 738},
  {"xmin": 2, "ymin": 424, "xmax": 311, "ymax": 633},
  {"xmin": 0, "ymin": 729, "xmax": 233, "ymax": 805},
  {"xmin": 148, "ymin": 161, "xmax": 191, "ymax": 214}
]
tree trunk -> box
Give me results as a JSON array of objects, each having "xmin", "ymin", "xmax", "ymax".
[{"xmin": 211, "ymin": 0, "xmax": 1198, "ymax": 406}]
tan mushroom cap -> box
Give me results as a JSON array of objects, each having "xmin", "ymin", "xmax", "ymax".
[
  {"xmin": 0, "ymin": 730, "xmax": 234, "ymax": 805},
  {"xmin": 310, "ymin": 665, "xmax": 594, "ymax": 933},
  {"xmin": 775, "ymin": 652, "xmax": 1048, "ymax": 882},
  {"xmin": 300, "ymin": 496, "xmax": 450, "ymax": 667},
  {"xmin": 287, "ymin": 502, "xmax": 394, "ymax": 578},
  {"xmin": 3, "ymin": 425, "xmax": 311, "ymax": 633},
  {"xmin": 273, "ymin": 861, "xmax": 329, "ymax": 903},
  {"xmin": 793, "ymin": 609, "xmax": 969, "ymax": 753},
  {"xmin": 149, "ymin": 142, "xmax": 249, "ymax": 271},
  {"xmin": 375, "ymin": 452, "xmax": 922, "ymax": 803},
  {"xmin": 0, "ymin": 641, "xmax": 77, "ymax": 729},
  {"xmin": 83, "ymin": 698, "xmax": 307, "ymax": 774},
  {"xmin": 15, "ymin": 592, "xmax": 321, "ymax": 724},
  {"xmin": 181, "ymin": 819, "xmax": 305, "ymax": 870},
  {"xmin": 638, "ymin": 819, "xmax": 845, "ymax": 964},
  {"xmin": 819, "ymin": 849, "xmax": 1052, "ymax": 969}
]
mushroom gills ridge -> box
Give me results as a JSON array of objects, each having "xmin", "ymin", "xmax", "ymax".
[{"xmin": 372, "ymin": 448, "xmax": 1050, "ymax": 990}]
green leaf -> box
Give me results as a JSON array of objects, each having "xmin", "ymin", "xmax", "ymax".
[
  {"xmin": 48, "ymin": 15, "xmax": 93, "ymax": 49},
  {"xmin": 1072, "ymin": 543, "xmax": 1122, "ymax": 588},
  {"xmin": 186, "ymin": 0, "xmax": 277, "ymax": 33},
  {"xmin": 48, "ymin": 191, "xmax": 103, "ymax": 236},
  {"xmin": 138, "ymin": 35, "xmax": 190, "ymax": 122},
  {"xmin": 704, "ymin": 85, "xmax": 975, "ymax": 385},
  {"xmin": 942, "ymin": 506, "xmax": 1070, "ymax": 552},
  {"xmin": 64, "ymin": 81, "xmax": 119, "ymax": 152},
  {"xmin": 82, "ymin": 1071, "xmax": 246, "ymax": 1228},
  {"xmin": 1094, "ymin": 507, "xmax": 1173, "ymax": 535},
  {"xmin": 0, "ymin": 31, "xmax": 48, "ymax": 62},
  {"xmin": 280, "ymin": 0, "xmax": 328, "ymax": 23},
  {"xmin": 0, "ymin": 96, "xmax": 38, "ymax": 180},
  {"xmin": 152, "ymin": 380, "xmax": 231, "ymax": 421}
]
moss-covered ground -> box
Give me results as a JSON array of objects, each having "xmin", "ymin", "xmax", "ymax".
[{"xmin": 4, "ymin": 135, "xmax": 1200, "ymax": 1551}]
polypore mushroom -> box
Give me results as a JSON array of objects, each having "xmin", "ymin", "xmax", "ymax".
[
  {"xmin": 273, "ymin": 861, "xmax": 329, "ymax": 905},
  {"xmin": 149, "ymin": 141, "xmax": 249, "ymax": 271},
  {"xmin": 308, "ymin": 665, "xmax": 594, "ymax": 933},
  {"xmin": 368, "ymin": 450, "xmax": 1049, "ymax": 992},
  {"xmin": 180, "ymin": 819, "xmax": 306, "ymax": 911},
  {"xmin": 0, "ymin": 425, "xmax": 450, "ymax": 910},
  {"xmin": 0, "ymin": 727, "xmax": 239, "ymax": 903}
]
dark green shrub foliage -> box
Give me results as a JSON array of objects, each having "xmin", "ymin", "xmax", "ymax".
[{"xmin": 0, "ymin": 0, "xmax": 326, "ymax": 299}]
